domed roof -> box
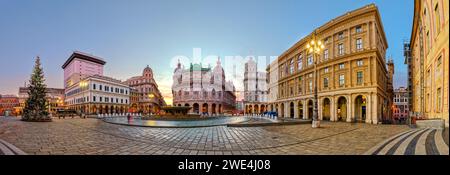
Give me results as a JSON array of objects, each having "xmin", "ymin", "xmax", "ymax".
[{"xmin": 143, "ymin": 65, "xmax": 153, "ymax": 76}]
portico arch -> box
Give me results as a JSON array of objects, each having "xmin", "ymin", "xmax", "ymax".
[
  {"xmin": 354, "ymin": 95, "xmax": 367, "ymax": 122},
  {"xmin": 322, "ymin": 98, "xmax": 331, "ymax": 121},
  {"xmin": 337, "ymin": 96, "xmax": 347, "ymax": 122}
]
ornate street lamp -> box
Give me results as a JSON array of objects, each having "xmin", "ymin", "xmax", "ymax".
[{"xmin": 306, "ymin": 31, "xmax": 325, "ymax": 128}]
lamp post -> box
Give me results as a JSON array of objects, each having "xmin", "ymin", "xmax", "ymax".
[{"xmin": 306, "ymin": 31, "xmax": 324, "ymax": 128}]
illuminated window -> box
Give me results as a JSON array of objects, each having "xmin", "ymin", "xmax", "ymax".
[
  {"xmin": 307, "ymin": 54, "xmax": 313, "ymax": 66},
  {"xmin": 324, "ymin": 49, "xmax": 329, "ymax": 60}
]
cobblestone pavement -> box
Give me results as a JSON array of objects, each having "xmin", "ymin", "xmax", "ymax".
[
  {"xmin": 0, "ymin": 116, "xmax": 411, "ymax": 155},
  {"xmin": 365, "ymin": 128, "xmax": 449, "ymax": 155}
]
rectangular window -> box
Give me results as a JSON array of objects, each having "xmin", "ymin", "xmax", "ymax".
[
  {"xmin": 324, "ymin": 67, "xmax": 329, "ymax": 73},
  {"xmin": 435, "ymin": 4, "xmax": 440, "ymax": 34},
  {"xmin": 356, "ymin": 38, "xmax": 363, "ymax": 50},
  {"xmin": 298, "ymin": 54, "xmax": 303, "ymax": 71},
  {"xmin": 357, "ymin": 60, "xmax": 363, "ymax": 66},
  {"xmin": 99, "ymin": 97, "xmax": 102, "ymax": 102},
  {"xmin": 324, "ymin": 49, "xmax": 329, "ymax": 60},
  {"xmin": 280, "ymin": 64, "xmax": 284, "ymax": 77},
  {"xmin": 93, "ymin": 96, "xmax": 96, "ymax": 102},
  {"xmin": 307, "ymin": 54, "xmax": 313, "ymax": 66},
  {"xmin": 309, "ymin": 80, "xmax": 313, "ymax": 92},
  {"xmin": 289, "ymin": 59, "xmax": 294, "ymax": 74},
  {"xmin": 338, "ymin": 43, "xmax": 344, "ymax": 55},
  {"xmin": 338, "ymin": 32, "xmax": 344, "ymax": 39},
  {"xmin": 437, "ymin": 88, "xmax": 441, "ymax": 112},
  {"xmin": 298, "ymin": 77, "xmax": 302, "ymax": 94},
  {"xmin": 339, "ymin": 63, "xmax": 345, "ymax": 69},
  {"xmin": 93, "ymin": 84, "xmax": 96, "ymax": 90},
  {"xmin": 339, "ymin": 74, "xmax": 345, "ymax": 87},
  {"xmin": 324, "ymin": 77, "xmax": 329, "ymax": 88},
  {"xmin": 357, "ymin": 71, "xmax": 363, "ymax": 85},
  {"xmin": 356, "ymin": 25, "xmax": 362, "ymax": 33},
  {"xmin": 99, "ymin": 85, "xmax": 102, "ymax": 91}
]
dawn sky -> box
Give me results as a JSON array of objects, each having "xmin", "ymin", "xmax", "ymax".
[{"xmin": 0, "ymin": 0, "xmax": 414, "ymax": 104}]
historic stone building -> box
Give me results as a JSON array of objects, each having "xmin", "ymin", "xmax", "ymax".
[
  {"xmin": 273, "ymin": 4, "xmax": 392, "ymax": 124},
  {"xmin": 172, "ymin": 59, "xmax": 236, "ymax": 114},
  {"xmin": 267, "ymin": 61, "xmax": 279, "ymax": 113},
  {"xmin": 410, "ymin": 0, "xmax": 449, "ymax": 125},
  {"xmin": 243, "ymin": 58, "xmax": 268, "ymax": 114},
  {"xmin": 0, "ymin": 95, "xmax": 20, "ymax": 116},
  {"xmin": 124, "ymin": 66, "xmax": 166, "ymax": 114},
  {"xmin": 64, "ymin": 75, "xmax": 130, "ymax": 114},
  {"xmin": 393, "ymin": 87, "xmax": 409, "ymax": 123},
  {"xmin": 18, "ymin": 87, "xmax": 65, "ymax": 115}
]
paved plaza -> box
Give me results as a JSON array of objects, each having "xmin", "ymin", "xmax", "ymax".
[{"xmin": 0, "ymin": 116, "xmax": 447, "ymax": 155}]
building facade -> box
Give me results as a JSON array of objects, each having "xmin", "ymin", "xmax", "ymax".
[
  {"xmin": 17, "ymin": 87, "xmax": 65, "ymax": 115},
  {"xmin": 267, "ymin": 61, "xmax": 279, "ymax": 113},
  {"xmin": 64, "ymin": 75, "xmax": 130, "ymax": 114},
  {"xmin": 62, "ymin": 51, "xmax": 106, "ymax": 88},
  {"xmin": 124, "ymin": 65, "xmax": 166, "ymax": 114},
  {"xmin": 393, "ymin": 87, "xmax": 409, "ymax": 123},
  {"xmin": 410, "ymin": 0, "xmax": 449, "ymax": 125},
  {"xmin": 0, "ymin": 95, "xmax": 20, "ymax": 116},
  {"xmin": 62, "ymin": 51, "xmax": 130, "ymax": 114},
  {"xmin": 272, "ymin": 4, "xmax": 392, "ymax": 124},
  {"xmin": 243, "ymin": 58, "xmax": 269, "ymax": 114},
  {"xmin": 403, "ymin": 42, "xmax": 413, "ymax": 117},
  {"xmin": 172, "ymin": 59, "xmax": 236, "ymax": 114}
]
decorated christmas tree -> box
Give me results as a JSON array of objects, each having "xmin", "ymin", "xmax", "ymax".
[{"xmin": 22, "ymin": 56, "xmax": 51, "ymax": 122}]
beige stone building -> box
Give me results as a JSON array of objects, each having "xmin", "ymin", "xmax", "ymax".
[
  {"xmin": 410, "ymin": 0, "xmax": 449, "ymax": 125},
  {"xmin": 272, "ymin": 4, "xmax": 392, "ymax": 124}
]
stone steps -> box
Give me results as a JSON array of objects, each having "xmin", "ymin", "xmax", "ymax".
[{"xmin": 0, "ymin": 139, "xmax": 27, "ymax": 155}]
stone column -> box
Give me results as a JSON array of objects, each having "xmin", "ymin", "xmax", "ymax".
[
  {"xmin": 372, "ymin": 94, "xmax": 379, "ymax": 124},
  {"xmin": 208, "ymin": 103, "xmax": 213, "ymax": 115},
  {"xmin": 347, "ymin": 95, "xmax": 352, "ymax": 122},
  {"xmin": 303, "ymin": 100, "xmax": 308, "ymax": 120},
  {"xmin": 294, "ymin": 101, "xmax": 299, "ymax": 119},
  {"xmin": 366, "ymin": 94, "xmax": 372, "ymax": 124},
  {"xmin": 318, "ymin": 98, "xmax": 323, "ymax": 120},
  {"xmin": 330, "ymin": 97, "xmax": 335, "ymax": 121},
  {"xmin": 285, "ymin": 102, "xmax": 289, "ymax": 118}
]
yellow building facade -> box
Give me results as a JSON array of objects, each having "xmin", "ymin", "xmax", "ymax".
[
  {"xmin": 271, "ymin": 4, "xmax": 392, "ymax": 124},
  {"xmin": 410, "ymin": 0, "xmax": 449, "ymax": 125}
]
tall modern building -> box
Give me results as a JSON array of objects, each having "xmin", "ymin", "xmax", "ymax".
[
  {"xmin": 62, "ymin": 51, "xmax": 130, "ymax": 114},
  {"xmin": 243, "ymin": 57, "xmax": 268, "ymax": 114},
  {"xmin": 172, "ymin": 58, "xmax": 236, "ymax": 114},
  {"xmin": 272, "ymin": 4, "xmax": 392, "ymax": 124},
  {"xmin": 62, "ymin": 51, "xmax": 106, "ymax": 88},
  {"xmin": 124, "ymin": 65, "xmax": 166, "ymax": 114},
  {"xmin": 410, "ymin": 0, "xmax": 448, "ymax": 125}
]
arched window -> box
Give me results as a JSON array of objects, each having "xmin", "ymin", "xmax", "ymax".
[
  {"xmin": 289, "ymin": 59, "xmax": 294, "ymax": 74},
  {"xmin": 297, "ymin": 53, "xmax": 303, "ymax": 71}
]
